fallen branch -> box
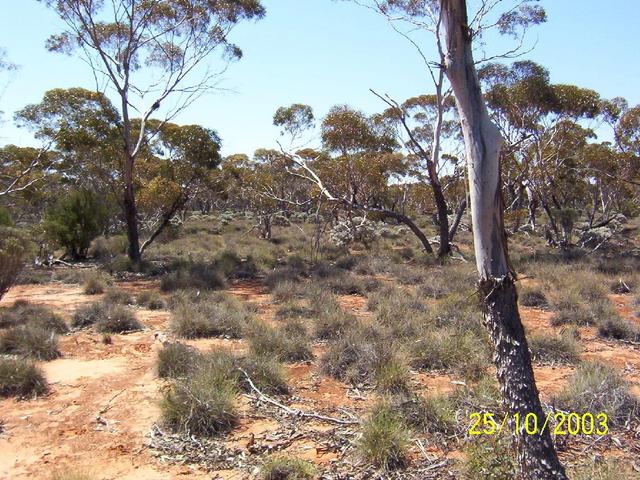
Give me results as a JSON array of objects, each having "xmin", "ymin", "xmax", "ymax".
[{"xmin": 239, "ymin": 368, "xmax": 360, "ymax": 426}]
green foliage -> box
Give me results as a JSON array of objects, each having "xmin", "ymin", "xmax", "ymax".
[
  {"xmin": 248, "ymin": 321, "xmax": 314, "ymax": 362},
  {"xmin": 43, "ymin": 189, "xmax": 108, "ymax": 260},
  {"xmin": 0, "ymin": 301, "xmax": 68, "ymax": 333},
  {"xmin": 0, "ymin": 206, "xmax": 13, "ymax": 226},
  {"xmin": 72, "ymin": 301, "xmax": 141, "ymax": 333},
  {"xmin": 0, "ymin": 356, "xmax": 48, "ymax": 398},
  {"xmin": 556, "ymin": 362, "xmax": 639, "ymax": 427},
  {"xmin": 598, "ymin": 316, "xmax": 640, "ymax": 341},
  {"xmin": 170, "ymin": 292, "xmax": 252, "ymax": 339},
  {"xmin": 358, "ymin": 403, "xmax": 409, "ymax": 470},
  {"xmin": 0, "ymin": 227, "xmax": 26, "ymax": 301},
  {"xmin": 0, "ymin": 323, "xmax": 61, "ymax": 360},
  {"xmin": 82, "ymin": 272, "xmax": 108, "ymax": 295},
  {"xmin": 136, "ymin": 290, "xmax": 165, "ymax": 310},
  {"xmin": 161, "ymin": 360, "xmax": 238, "ymax": 437},
  {"xmin": 157, "ymin": 342, "xmax": 201, "ymax": 379},
  {"xmin": 160, "ymin": 262, "xmax": 226, "ymax": 292},
  {"xmin": 260, "ymin": 456, "xmax": 317, "ymax": 480},
  {"xmin": 395, "ymin": 394, "xmax": 456, "ymax": 435},
  {"xmin": 529, "ymin": 330, "xmax": 580, "ymax": 364},
  {"xmin": 465, "ymin": 436, "xmax": 517, "ymax": 480}
]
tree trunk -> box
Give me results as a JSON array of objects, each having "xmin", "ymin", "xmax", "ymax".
[
  {"xmin": 122, "ymin": 152, "xmax": 141, "ymax": 263},
  {"xmin": 440, "ymin": 1, "xmax": 566, "ymax": 478},
  {"xmin": 448, "ymin": 198, "xmax": 467, "ymax": 242}
]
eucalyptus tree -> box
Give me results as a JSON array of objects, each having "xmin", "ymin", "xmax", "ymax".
[
  {"xmin": 440, "ymin": 0, "xmax": 567, "ymax": 477},
  {"xmin": 274, "ymin": 103, "xmax": 436, "ymax": 254},
  {"xmin": 344, "ymin": 0, "xmax": 567, "ymax": 476},
  {"xmin": 39, "ymin": 0, "xmax": 266, "ymax": 262},
  {"xmin": 16, "ymin": 87, "xmax": 221, "ymax": 254}
]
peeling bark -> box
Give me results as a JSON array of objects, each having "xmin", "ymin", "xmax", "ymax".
[{"xmin": 440, "ymin": 0, "xmax": 566, "ymax": 477}]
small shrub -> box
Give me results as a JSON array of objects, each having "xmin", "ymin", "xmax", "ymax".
[
  {"xmin": 260, "ymin": 456, "xmax": 317, "ymax": 480},
  {"xmin": 396, "ymin": 394, "xmax": 456, "ymax": 435},
  {"xmin": 249, "ymin": 322, "xmax": 314, "ymax": 362},
  {"xmin": 157, "ymin": 342, "xmax": 201, "ymax": 379},
  {"xmin": 374, "ymin": 355, "xmax": 411, "ymax": 394},
  {"xmin": 73, "ymin": 302, "xmax": 141, "ymax": 333},
  {"xmin": 0, "ymin": 324, "xmax": 61, "ymax": 360},
  {"xmin": 101, "ymin": 333, "xmax": 112, "ymax": 345},
  {"xmin": 160, "ymin": 262, "xmax": 225, "ymax": 292},
  {"xmin": 529, "ymin": 331, "xmax": 580, "ymax": 364},
  {"xmin": 94, "ymin": 304, "xmax": 142, "ymax": 333},
  {"xmin": 321, "ymin": 325, "xmax": 404, "ymax": 386},
  {"xmin": 358, "ymin": 403, "xmax": 409, "ymax": 470},
  {"xmin": 271, "ymin": 280, "xmax": 300, "ymax": 304},
  {"xmin": 465, "ymin": 436, "xmax": 516, "ymax": 480},
  {"xmin": 72, "ymin": 302, "xmax": 107, "ymax": 328},
  {"xmin": 0, "ymin": 227, "xmax": 26, "ymax": 301},
  {"xmin": 314, "ymin": 307, "xmax": 356, "ymax": 340},
  {"xmin": 0, "ymin": 357, "xmax": 48, "ymax": 398},
  {"xmin": 103, "ymin": 288, "xmax": 133, "ymax": 305},
  {"xmin": 82, "ymin": 272, "xmax": 108, "ymax": 295},
  {"xmin": 161, "ymin": 367, "xmax": 238, "ymax": 437},
  {"xmin": 170, "ymin": 293, "xmax": 252, "ymax": 339},
  {"xmin": 556, "ymin": 362, "xmax": 639, "ymax": 427},
  {"xmin": 322, "ymin": 273, "xmax": 368, "ymax": 295},
  {"xmin": 519, "ymin": 285, "xmax": 548, "ymax": 308},
  {"xmin": 238, "ymin": 354, "xmax": 289, "ymax": 395},
  {"xmin": 0, "ymin": 301, "xmax": 68, "ymax": 333},
  {"xmin": 43, "ymin": 189, "xmax": 108, "ymax": 260},
  {"xmin": 411, "ymin": 328, "xmax": 490, "ymax": 380},
  {"xmin": 136, "ymin": 291, "xmax": 165, "ymax": 310},
  {"xmin": 598, "ymin": 316, "xmax": 640, "ymax": 341}
]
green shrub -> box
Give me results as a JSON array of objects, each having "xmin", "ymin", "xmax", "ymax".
[
  {"xmin": 103, "ymin": 287, "xmax": 133, "ymax": 305},
  {"xmin": 160, "ymin": 262, "xmax": 225, "ymax": 292},
  {"xmin": 465, "ymin": 436, "xmax": 516, "ymax": 480},
  {"xmin": 396, "ymin": 394, "xmax": 456, "ymax": 435},
  {"xmin": 0, "ymin": 227, "xmax": 26, "ymax": 301},
  {"xmin": 82, "ymin": 272, "xmax": 109, "ymax": 295},
  {"xmin": 72, "ymin": 302, "xmax": 141, "ymax": 333},
  {"xmin": 170, "ymin": 292, "xmax": 252, "ymax": 339},
  {"xmin": 238, "ymin": 354, "xmax": 289, "ymax": 396},
  {"xmin": 94, "ymin": 304, "xmax": 142, "ymax": 333},
  {"xmin": 72, "ymin": 302, "xmax": 107, "ymax": 328},
  {"xmin": 314, "ymin": 306, "xmax": 356, "ymax": 340},
  {"xmin": 43, "ymin": 189, "xmax": 108, "ymax": 260},
  {"xmin": 0, "ymin": 206, "xmax": 12, "ymax": 226},
  {"xmin": 260, "ymin": 456, "xmax": 317, "ymax": 480},
  {"xmin": 275, "ymin": 302, "xmax": 314, "ymax": 321},
  {"xmin": 374, "ymin": 354, "xmax": 411, "ymax": 394},
  {"xmin": 249, "ymin": 322, "xmax": 314, "ymax": 362},
  {"xmin": 321, "ymin": 324, "xmax": 406, "ymax": 386},
  {"xmin": 0, "ymin": 357, "xmax": 48, "ymax": 398},
  {"xmin": 529, "ymin": 331, "xmax": 580, "ymax": 364},
  {"xmin": 358, "ymin": 403, "xmax": 409, "ymax": 470},
  {"xmin": 136, "ymin": 291, "xmax": 166, "ymax": 310},
  {"xmin": 411, "ymin": 328, "xmax": 490, "ymax": 380},
  {"xmin": 157, "ymin": 342, "xmax": 201, "ymax": 379},
  {"xmin": 598, "ymin": 316, "xmax": 640, "ymax": 341},
  {"xmin": 0, "ymin": 324, "xmax": 61, "ymax": 360},
  {"xmin": 556, "ymin": 362, "xmax": 639, "ymax": 427},
  {"xmin": 570, "ymin": 459, "xmax": 638, "ymax": 480},
  {"xmin": 271, "ymin": 280, "xmax": 300, "ymax": 304},
  {"xmin": 161, "ymin": 358, "xmax": 238, "ymax": 436},
  {"xmin": 0, "ymin": 301, "xmax": 68, "ymax": 333},
  {"xmin": 518, "ymin": 285, "xmax": 548, "ymax": 308}
]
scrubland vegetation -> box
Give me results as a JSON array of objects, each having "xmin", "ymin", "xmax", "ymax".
[{"xmin": 1, "ymin": 0, "xmax": 639, "ymax": 479}]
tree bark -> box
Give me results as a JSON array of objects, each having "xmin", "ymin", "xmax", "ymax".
[
  {"xmin": 440, "ymin": 1, "xmax": 567, "ymax": 478},
  {"xmin": 122, "ymin": 152, "xmax": 141, "ymax": 263}
]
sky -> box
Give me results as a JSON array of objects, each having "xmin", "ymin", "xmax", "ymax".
[{"xmin": 0, "ymin": 0, "xmax": 639, "ymax": 156}]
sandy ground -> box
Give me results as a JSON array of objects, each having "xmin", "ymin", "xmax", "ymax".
[{"xmin": 0, "ymin": 279, "xmax": 639, "ymax": 479}]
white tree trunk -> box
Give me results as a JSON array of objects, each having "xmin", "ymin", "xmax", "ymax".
[{"xmin": 440, "ymin": 1, "xmax": 567, "ymax": 478}]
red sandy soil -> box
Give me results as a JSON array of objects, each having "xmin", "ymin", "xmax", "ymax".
[{"xmin": 1, "ymin": 279, "xmax": 639, "ymax": 479}]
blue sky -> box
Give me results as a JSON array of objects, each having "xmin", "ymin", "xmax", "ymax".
[{"xmin": 0, "ymin": 0, "xmax": 638, "ymax": 156}]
